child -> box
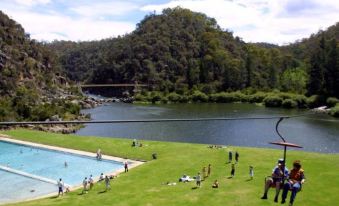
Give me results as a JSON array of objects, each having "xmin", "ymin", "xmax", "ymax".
[
  {"xmin": 202, "ymin": 167, "xmax": 207, "ymax": 179},
  {"xmin": 124, "ymin": 162, "xmax": 128, "ymax": 172},
  {"xmin": 89, "ymin": 175, "xmax": 94, "ymax": 189},
  {"xmin": 230, "ymin": 164, "xmax": 235, "ymax": 177},
  {"xmin": 82, "ymin": 177, "xmax": 88, "ymax": 194},
  {"xmin": 249, "ymin": 166, "xmax": 254, "ymax": 179},
  {"xmin": 196, "ymin": 172, "xmax": 201, "ymax": 187},
  {"xmin": 235, "ymin": 151, "xmax": 239, "ymax": 163},
  {"xmin": 228, "ymin": 151, "xmax": 233, "ymax": 163}
]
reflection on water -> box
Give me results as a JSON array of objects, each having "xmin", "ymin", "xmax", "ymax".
[{"xmin": 76, "ymin": 103, "xmax": 339, "ymax": 153}]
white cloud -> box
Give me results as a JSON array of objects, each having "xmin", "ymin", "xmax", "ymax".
[
  {"xmin": 141, "ymin": 0, "xmax": 339, "ymax": 45},
  {"xmin": 14, "ymin": 0, "xmax": 51, "ymax": 6},
  {"xmin": 70, "ymin": 1, "xmax": 139, "ymax": 18},
  {"xmin": 3, "ymin": 9, "xmax": 136, "ymax": 42}
]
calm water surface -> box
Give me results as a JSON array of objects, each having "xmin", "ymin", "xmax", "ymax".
[{"xmin": 76, "ymin": 103, "xmax": 339, "ymax": 153}]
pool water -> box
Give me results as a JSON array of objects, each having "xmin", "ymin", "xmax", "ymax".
[{"xmin": 0, "ymin": 140, "xmax": 124, "ymax": 203}]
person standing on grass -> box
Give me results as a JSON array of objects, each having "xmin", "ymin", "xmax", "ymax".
[
  {"xmin": 196, "ymin": 172, "xmax": 201, "ymax": 187},
  {"xmin": 230, "ymin": 164, "xmax": 235, "ymax": 177},
  {"xmin": 235, "ymin": 151, "xmax": 239, "ymax": 163},
  {"xmin": 89, "ymin": 175, "xmax": 94, "ymax": 190},
  {"xmin": 207, "ymin": 164, "xmax": 211, "ymax": 177},
  {"xmin": 202, "ymin": 166, "xmax": 207, "ymax": 179},
  {"xmin": 82, "ymin": 177, "xmax": 88, "ymax": 194},
  {"xmin": 249, "ymin": 166, "xmax": 254, "ymax": 179},
  {"xmin": 105, "ymin": 175, "xmax": 111, "ymax": 191},
  {"xmin": 57, "ymin": 178, "xmax": 64, "ymax": 196},
  {"xmin": 228, "ymin": 151, "xmax": 233, "ymax": 163},
  {"xmin": 124, "ymin": 161, "xmax": 129, "ymax": 172}
]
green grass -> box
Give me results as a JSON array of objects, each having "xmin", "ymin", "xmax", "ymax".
[{"xmin": 1, "ymin": 129, "xmax": 339, "ymax": 206}]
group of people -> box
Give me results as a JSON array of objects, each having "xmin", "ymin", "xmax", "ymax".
[
  {"xmin": 261, "ymin": 159, "xmax": 306, "ymax": 206},
  {"xmin": 195, "ymin": 164, "xmax": 213, "ymax": 188}
]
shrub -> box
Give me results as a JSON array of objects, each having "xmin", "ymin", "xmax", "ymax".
[
  {"xmin": 282, "ymin": 99, "xmax": 298, "ymax": 108},
  {"xmin": 326, "ymin": 97, "xmax": 339, "ymax": 108},
  {"xmin": 167, "ymin": 92, "xmax": 181, "ymax": 103},
  {"xmin": 263, "ymin": 95, "xmax": 283, "ymax": 107},
  {"xmin": 293, "ymin": 95, "xmax": 308, "ymax": 108},
  {"xmin": 307, "ymin": 95, "xmax": 326, "ymax": 108},
  {"xmin": 134, "ymin": 93, "xmax": 147, "ymax": 102},
  {"xmin": 150, "ymin": 92, "xmax": 162, "ymax": 104},
  {"xmin": 191, "ymin": 90, "xmax": 209, "ymax": 102},
  {"xmin": 248, "ymin": 92, "xmax": 267, "ymax": 103},
  {"xmin": 330, "ymin": 104, "xmax": 339, "ymax": 117}
]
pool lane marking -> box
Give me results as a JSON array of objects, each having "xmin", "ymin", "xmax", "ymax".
[{"xmin": 0, "ymin": 165, "xmax": 71, "ymax": 187}]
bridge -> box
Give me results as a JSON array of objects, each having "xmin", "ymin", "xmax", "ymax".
[{"xmin": 79, "ymin": 84, "xmax": 148, "ymax": 88}]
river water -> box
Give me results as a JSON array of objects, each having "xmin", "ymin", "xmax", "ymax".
[{"xmin": 76, "ymin": 103, "xmax": 339, "ymax": 153}]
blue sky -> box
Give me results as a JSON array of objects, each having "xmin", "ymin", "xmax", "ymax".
[{"xmin": 1, "ymin": 0, "xmax": 338, "ymax": 44}]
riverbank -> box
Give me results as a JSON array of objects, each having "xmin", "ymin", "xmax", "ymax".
[
  {"xmin": 2, "ymin": 129, "xmax": 338, "ymax": 206},
  {"xmin": 134, "ymin": 91, "xmax": 339, "ymax": 117}
]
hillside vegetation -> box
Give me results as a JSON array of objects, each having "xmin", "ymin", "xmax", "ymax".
[{"xmin": 0, "ymin": 11, "xmax": 80, "ymax": 121}]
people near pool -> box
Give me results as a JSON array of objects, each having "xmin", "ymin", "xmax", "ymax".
[
  {"xmin": 89, "ymin": 175, "xmax": 94, "ymax": 190},
  {"xmin": 261, "ymin": 158, "xmax": 289, "ymax": 202},
  {"xmin": 212, "ymin": 180, "xmax": 219, "ymax": 188},
  {"xmin": 281, "ymin": 160, "xmax": 305, "ymax": 206},
  {"xmin": 57, "ymin": 178, "xmax": 64, "ymax": 196},
  {"xmin": 99, "ymin": 173, "xmax": 105, "ymax": 182},
  {"xmin": 124, "ymin": 161, "xmax": 129, "ymax": 172},
  {"xmin": 105, "ymin": 175, "xmax": 111, "ymax": 191},
  {"xmin": 96, "ymin": 149, "xmax": 102, "ymax": 160},
  {"xmin": 82, "ymin": 177, "xmax": 88, "ymax": 194}
]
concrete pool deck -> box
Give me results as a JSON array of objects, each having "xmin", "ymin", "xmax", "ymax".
[{"xmin": 0, "ymin": 135, "xmax": 145, "ymax": 205}]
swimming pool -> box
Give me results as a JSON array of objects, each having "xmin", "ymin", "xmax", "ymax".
[{"xmin": 0, "ymin": 139, "xmax": 131, "ymax": 204}]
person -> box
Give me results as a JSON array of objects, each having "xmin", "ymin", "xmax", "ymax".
[
  {"xmin": 132, "ymin": 139, "xmax": 137, "ymax": 147},
  {"xmin": 82, "ymin": 177, "xmax": 88, "ymax": 194},
  {"xmin": 207, "ymin": 164, "xmax": 211, "ymax": 177},
  {"xmin": 212, "ymin": 180, "xmax": 219, "ymax": 188},
  {"xmin": 105, "ymin": 175, "xmax": 111, "ymax": 191},
  {"xmin": 249, "ymin": 166, "xmax": 254, "ymax": 179},
  {"xmin": 235, "ymin": 151, "xmax": 239, "ymax": 163},
  {"xmin": 179, "ymin": 174, "xmax": 194, "ymax": 182},
  {"xmin": 124, "ymin": 162, "xmax": 128, "ymax": 172},
  {"xmin": 230, "ymin": 164, "xmax": 235, "ymax": 177},
  {"xmin": 99, "ymin": 173, "xmax": 105, "ymax": 182},
  {"xmin": 228, "ymin": 151, "xmax": 233, "ymax": 163},
  {"xmin": 261, "ymin": 159, "xmax": 289, "ymax": 202},
  {"xmin": 281, "ymin": 160, "xmax": 305, "ymax": 206},
  {"xmin": 64, "ymin": 161, "xmax": 68, "ymax": 168},
  {"xmin": 89, "ymin": 175, "xmax": 94, "ymax": 189},
  {"xmin": 202, "ymin": 167, "xmax": 207, "ymax": 179},
  {"xmin": 96, "ymin": 149, "xmax": 102, "ymax": 160},
  {"xmin": 57, "ymin": 178, "xmax": 64, "ymax": 196},
  {"xmin": 196, "ymin": 172, "xmax": 201, "ymax": 187}
]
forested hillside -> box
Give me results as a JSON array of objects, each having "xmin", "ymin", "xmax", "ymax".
[
  {"xmin": 52, "ymin": 8, "xmax": 308, "ymax": 94},
  {"xmin": 0, "ymin": 11, "xmax": 80, "ymax": 121}
]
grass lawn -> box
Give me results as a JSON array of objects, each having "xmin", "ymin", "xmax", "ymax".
[{"xmin": 1, "ymin": 129, "xmax": 339, "ymax": 206}]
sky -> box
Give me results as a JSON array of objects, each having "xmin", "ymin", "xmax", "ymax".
[{"xmin": 1, "ymin": 0, "xmax": 338, "ymax": 45}]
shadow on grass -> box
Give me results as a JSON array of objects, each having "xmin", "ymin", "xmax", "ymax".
[
  {"xmin": 245, "ymin": 178, "xmax": 253, "ymax": 182},
  {"xmin": 98, "ymin": 190, "xmax": 107, "ymax": 194},
  {"xmin": 191, "ymin": 186, "xmax": 199, "ymax": 190},
  {"xmin": 227, "ymin": 176, "xmax": 233, "ymax": 179}
]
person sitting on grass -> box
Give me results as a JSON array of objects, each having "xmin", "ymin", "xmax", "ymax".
[
  {"xmin": 212, "ymin": 180, "xmax": 219, "ymax": 188},
  {"xmin": 261, "ymin": 159, "xmax": 289, "ymax": 202},
  {"xmin": 281, "ymin": 160, "xmax": 305, "ymax": 206}
]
